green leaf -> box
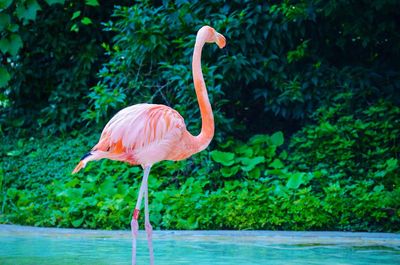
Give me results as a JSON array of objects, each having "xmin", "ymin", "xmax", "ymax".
[
  {"xmin": 271, "ymin": 131, "xmax": 284, "ymax": 146},
  {"xmin": 8, "ymin": 34, "xmax": 23, "ymax": 56},
  {"xmin": 0, "ymin": 167, "xmax": 3, "ymax": 191},
  {"xmin": 0, "ymin": 0, "xmax": 12, "ymax": 9},
  {"xmin": 234, "ymin": 144, "xmax": 253, "ymax": 157},
  {"xmin": 0, "ymin": 38, "xmax": 9, "ymax": 53},
  {"xmin": 71, "ymin": 216, "xmax": 85, "ymax": 227},
  {"xmin": 70, "ymin": 23, "xmax": 79, "ymax": 32},
  {"xmin": 249, "ymin": 167, "xmax": 261, "ymax": 178},
  {"xmin": 81, "ymin": 17, "xmax": 92, "ymax": 25},
  {"xmin": 66, "ymin": 178, "xmax": 80, "ymax": 188},
  {"xmin": 220, "ymin": 165, "xmax": 240, "ymax": 177},
  {"xmin": 0, "ymin": 13, "xmax": 11, "ymax": 31},
  {"xmin": 85, "ymin": 0, "xmax": 99, "ymax": 6},
  {"xmin": 0, "ymin": 34, "xmax": 23, "ymax": 56},
  {"xmin": 270, "ymin": 158, "xmax": 284, "ymax": 169},
  {"xmin": 6, "ymin": 187, "xmax": 18, "ymax": 200},
  {"xmin": 240, "ymin": 156, "xmax": 265, "ymax": 171},
  {"xmin": 7, "ymin": 150, "xmax": 23, "ymax": 156},
  {"xmin": 286, "ymin": 172, "xmax": 305, "ymax": 189},
  {"xmin": 45, "ymin": 0, "xmax": 65, "ymax": 4},
  {"xmin": 386, "ymin": 158, "xmax": 398, "ymax": 172},
  {"xmin": 16, "ymin": 0, "xmax": 42, "ymax": 23},
  {"xmin": 274, "ymin": 184, "xmax": 287, "ymax": 196},
  {"xmin": 0, "ymin": 66, "xmax": 10, "ymax": 88},
  {"xmin": 8, "ymin": 23, "xmax": 19, "ymax": 32},
  {"xmin": 265, "ymin": 168, "xmax": 285, "ymax": 176},
  {"xmin": 219, "ymin": 139, "xmax": 234, "ymax": 148},
  {"xmin": 71, "ymin": 11, "xmax": 81, "ymax": 20},
  {"xmin": 249, "ymin": 134, "xmax": 269, "ymax": 145},
  {"xmin": 210, "ymin": 150, "xmax": 235, "ymax": 166},
  {"xmin": 99, "ymin": 177, "xmax": 116, "ymax": 195}
]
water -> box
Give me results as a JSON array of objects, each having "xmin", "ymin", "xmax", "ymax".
[{"xmin": 1, "ymin": 225, "xmax": 399, "ymax": 265}]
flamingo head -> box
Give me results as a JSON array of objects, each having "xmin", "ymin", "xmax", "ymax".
[{"xmin": 198, "ymin": 26, "xmax": 226, "ymax": 49}]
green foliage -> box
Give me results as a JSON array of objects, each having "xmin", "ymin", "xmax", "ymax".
[
  {"xmin": 289, "ymin": 95, "xmax": 400, "ymax": 179},
  {"xmin": 211, "ymin": 133, "xmax": 284, "ymax": 179},
  {"xmin": 0, "ymin": 33, "xmax": 22, "ymax": 56},
  {"xmin": 288, "ymin": 98, "xmax": 400, "ymax": 231},
  {"xmin": 85, "ymin": 0, "xmax": 99, "ymax": 7},
  {"xmin": 210, "ymin": 150, "xmax": 235, "ymax": 166},
  {"xmin": 83, "ymin": 3, "xmax": 230, "ymax": 137},
  {"xmin": 80, "ymin": 0, "xmax": 400, "ymax": 138},
  {"xmin": 0, "ymin": 66, "xmax": 10, "ymax": 88},
  {"xmin": 2, "ymin": 0, "xmax": 400, "ymax": 137},
  {"xmin": 1, "ymin": 1, "xmax": 399, "ymax": 233},
  {"xmin": 45, "ymin": 0, "xmax": 65, "ymax": 4},
  {"xmin": 2, "ymin": 122, "xmax": 398, "ymax": 231},
  {"xmin": 0, "ymin": 0, "xmax": 129, "ymax": 134},
  {"xmin": 15, "ymin": 0, "xmax": 42, "ymax": 24},
  {"xmin": 0, "ymin": 0, "xmax": 64, "ymax": 66}
]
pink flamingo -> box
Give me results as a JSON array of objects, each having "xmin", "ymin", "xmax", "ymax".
[{"xmin": 72, "ymin": 26, "xmax": 226, "ymax": 264}]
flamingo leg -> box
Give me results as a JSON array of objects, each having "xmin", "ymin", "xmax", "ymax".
[
  {"xmin": 144, "ymin": 178, "xmax": 154, "ymax": 265},
  {"xmin": 131, "ymin": 165, "xmax": 151, "ymax": 265}
]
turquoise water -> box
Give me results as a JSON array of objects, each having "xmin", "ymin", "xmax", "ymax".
[{"xmin": 1, "ymin": 227, "xmax": 399, "ymax": 265}]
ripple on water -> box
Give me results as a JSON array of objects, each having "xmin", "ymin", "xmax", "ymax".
[{"xmin": 0, "ymin": 233, "xmax": 399, "ymax": 265}]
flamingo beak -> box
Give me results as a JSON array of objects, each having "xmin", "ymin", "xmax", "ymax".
[{"xmin": 216, "ymin": 33, "xmax": 226, "ymax": 49}]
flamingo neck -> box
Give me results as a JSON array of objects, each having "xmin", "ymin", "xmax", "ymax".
[{"xmin": 192, "ymin": 33, "xmax": 214, "ymax": 151}]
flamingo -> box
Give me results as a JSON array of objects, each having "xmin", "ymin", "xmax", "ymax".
[{"xmin": 72, "ymin": 26, "xmax": 226, "ymax": 264}]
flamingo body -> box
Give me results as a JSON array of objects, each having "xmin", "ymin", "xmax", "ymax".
[{"xmin": 75, "ymin": 103, "xmax": 195, "ymax": 171}]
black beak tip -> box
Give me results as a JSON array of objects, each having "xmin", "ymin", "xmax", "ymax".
[{"xmin": 80, "ymin": 152, "xmax": 92, "ymax": 161}]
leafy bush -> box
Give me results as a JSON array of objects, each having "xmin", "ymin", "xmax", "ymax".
[
  {"xmin": 288, "ymin": 97, "xmax": 400, "ymax": 231},
  {"xmin": 2, "ymin": 0, "xmax": 400, "ymax": 137},
  {"xmin": 2, "ymin": 121, "xmax": 398, "ymax": 231},
  {"xmin": 85, "ymin": 0, "xmax": 400, "ymax": 137},
  {"xmin": 83, "ymin": 3, "xmax": 231, "ymax": 138},
  {"xmin": 0, "ymin": 0, "xmax": 129, "ymax": 134},
  {"xmin": 289, "ymin": 95, "xmax": 400, "ymax": 181}
]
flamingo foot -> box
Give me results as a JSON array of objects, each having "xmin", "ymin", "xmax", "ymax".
[
  {"xmin": 145, "ymin": 222, "xmax": 154, "ymax": 265},
  {"xmin": 131, "ymin": 219, "xmax": 139, "ymax": 265}
]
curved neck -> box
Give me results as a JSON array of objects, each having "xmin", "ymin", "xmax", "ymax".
[{"xmin": 192, "ymin": 33, "xmax": 214, "ymax": 151}]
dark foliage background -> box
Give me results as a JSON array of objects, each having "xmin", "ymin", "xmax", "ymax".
[{"xmin": 0, "ymin": 0, "xmax": 399, "ymax": 231}]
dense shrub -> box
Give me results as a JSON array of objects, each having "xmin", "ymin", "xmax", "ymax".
[
  {"xmin": 1, "ymin": 108, "xmax": 398, "ymax": 231},
  {"xmin": 83, "ymin": 3, "xmax": 231, "ymax": 139},
  {"xmin": 2, "ymin": 0, "xmax": 399, "ymax": 137},
  {"xmin": 85, "ymin": 0, "xmax": 400, "ymax": 137},
  {"xmin": 0, "ymin": 0, "xmax": 129, "ymax": 134},
  {"xmin": 289, "ymin": 94, "xmax": 400, "ymax": 183},
  {"xmin": 288, "ymin": 96, "xmax": 400, "ymax": 231}
]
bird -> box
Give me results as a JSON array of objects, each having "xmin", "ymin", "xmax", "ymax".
[{"xmin": 72, "ymin": 25, "xmax": 226, "ymax": 265}]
